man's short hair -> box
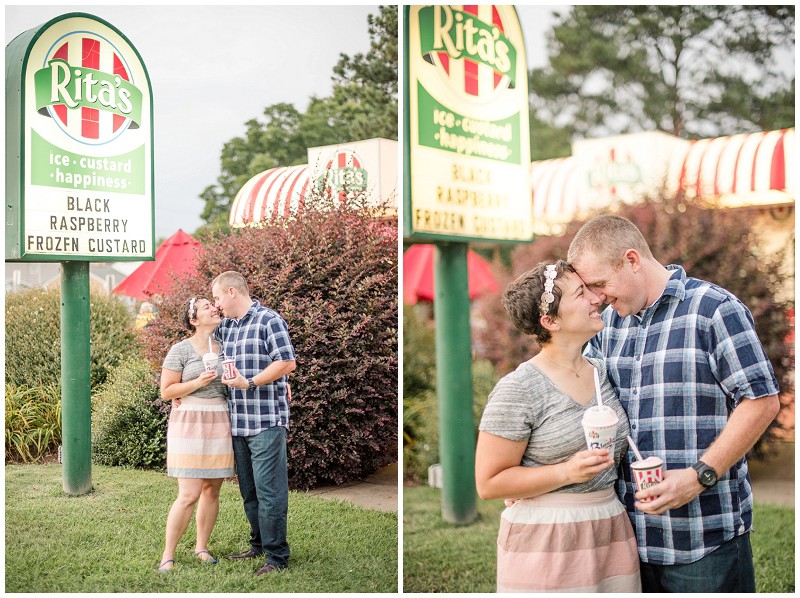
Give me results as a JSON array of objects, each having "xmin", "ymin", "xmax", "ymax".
[
  {"xmin": 568, "ymin": 215, "xmax": 654, "ymax": 267},
  {"xmin": 212, "ymin": 271, "xmax": 249, "ymax": 296}
]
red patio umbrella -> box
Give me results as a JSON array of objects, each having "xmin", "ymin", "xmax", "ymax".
[
  {"xmin": 112, "ymin": 229, "xmax": 201, "ymax": 301},
  {"xmin": 403, "ymin": 244, "xmax": 499, "ymax": 305}
]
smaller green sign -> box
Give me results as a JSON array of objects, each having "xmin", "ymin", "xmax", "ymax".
[
  {"xmin": 30, "ymin": 130, "xmax": 145, "ymax": 195},
  {"xmin": 417, "ymin": 83, "xmax": 520, "ymax": 165}
]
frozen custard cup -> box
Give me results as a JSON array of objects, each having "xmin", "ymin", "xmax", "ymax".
[
  {"xmin": 581, "ymin": 405, "xmax": 619, "ymax": 453},
  {"xmin": 221, "ymin": 358, "xmax": 236, "ymax": 381},
  {"xmin": 631, "ymin": 456, "xmax": 664, "ymax": 501},
  {"xmin": 202, "ymin": 352, "xmax": 219, "ymax": 372}
]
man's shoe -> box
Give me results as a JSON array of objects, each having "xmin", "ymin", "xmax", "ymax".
[
  {"xmin": 227, "ymin": 549, "xmax": 262, "ymax": 560},
  {"xmin": 255, "ymin": 562, "xmax": 287, "ymax": 576}
]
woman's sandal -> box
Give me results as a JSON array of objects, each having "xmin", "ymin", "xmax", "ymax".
[
  {"xmin": 195, "ymin": 550, "xmax": 218, "ymax": 564},
  {"xmin": 158, "ymin": 559, "xmax": 175, "ymax": 573}
]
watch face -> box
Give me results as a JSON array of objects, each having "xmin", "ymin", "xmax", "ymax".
[{"xmin": 701, "ymin": 470, "xmax": 716, "ymax": 485}]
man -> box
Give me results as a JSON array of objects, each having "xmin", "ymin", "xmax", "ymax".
[
  {"xmin": 568, "ymin": 215, "xmax": 780, "ymax": 593},
  {"xmin": 212, "ymin": 271, "xmax": 296, "ymax": 576}
]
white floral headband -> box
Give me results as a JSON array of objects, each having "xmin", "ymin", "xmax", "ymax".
[
  {"xmin": 540, "ymin": 265, "xmax": 558, "ymax": 314},
  {"xmin": 187, "ymin": 297, "xmax": 197, "ymax": 319}
]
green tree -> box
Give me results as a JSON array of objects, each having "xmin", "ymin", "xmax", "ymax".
[
  {"xmin": 198, "ymin": 103, "xmax": 307, "ymax": 236},
  {"xmin": 326, "ymin": 5, "xmax": 398, "ymax": 141},
  {"xmin": 530, "ymin": 6, "xmax": 795, "ymax": 140},
  {"xmin": 529, "ymin": 111, "xmax": 572, "ymax": 160},
  {"xmin": 197, "ymin": 6, "xmax": 398, "ymax": 237}
]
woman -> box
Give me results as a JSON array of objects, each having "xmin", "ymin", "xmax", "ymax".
[
  {"xmin": 476, "ymin": 261, "xmax": 640, "ymax": 593},
  {"xmin": 158, "ymin": 297, "xmax": 234, "ymax": 572}
]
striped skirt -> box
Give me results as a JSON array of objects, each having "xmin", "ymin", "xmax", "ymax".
[
  {"xmin": 497, "ymin": 488, "xmax": 641, "ymax": 593},
  {"xmin": 166, "ymin": 396, "xmax": 234, "ymax": 479}
]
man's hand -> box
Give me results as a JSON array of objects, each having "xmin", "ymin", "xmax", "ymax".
[
  {"xmin": 634, "ymin": 467, "xmax": 703, "ymax": 515},
  {"xmin": 221, "ymin": 365, "xmax": 249, "ymax": 389}
]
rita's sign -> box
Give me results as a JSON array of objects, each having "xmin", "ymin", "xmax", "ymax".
[
  {"xmin": 405, "ymin": 5, "xmax": 532, "ymax": 243},
  {"xmin": 6, "ymin": 12, "xmax": 154, "ymax": 262},
  {"xmin": 313, "ymin": 148, "xmax": 369, "ymax": 200}
]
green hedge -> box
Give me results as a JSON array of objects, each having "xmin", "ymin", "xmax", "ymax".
[
  {"xmin": 92, "ymin": 357, "xmax": 167, "ymax": 468},
  {"xmin": 5, "ymin": 287, "xmax": 137, "ymax": 388}
]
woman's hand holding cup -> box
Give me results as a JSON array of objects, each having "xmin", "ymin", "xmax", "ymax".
[
  {"xmin": 563, "ymin": 448, "xmax": 614, "ymax": 484},
  {"xmin": 195, "ymin": 370, "xmax": 218, "ymax": 389}
]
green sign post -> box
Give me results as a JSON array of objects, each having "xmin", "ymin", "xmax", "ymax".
[
  {"xmin": 60, "ymin": 261, "xmax": 92, "ymax": 495},
  {"xmin": 433, "ymin": 243, "xmax": 476, "ymax": 523},
  {"xmin": 6, "ymin": 13, "xmax": 154, "ymax": 495},
  {"xmin": 405, "ymin": 5, "xmax": 531, "ymax": 524}
]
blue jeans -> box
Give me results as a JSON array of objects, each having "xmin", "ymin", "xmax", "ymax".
[
  {"xmin": 232, "ymin": 426, "xmax": 290, "ymax": 568},
  {"xmin": 640, "ymin": 533, "xmax": 755, "ymax": 593}
]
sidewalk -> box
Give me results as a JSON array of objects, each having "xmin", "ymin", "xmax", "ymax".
[
  {"xmin": 300, "ymin": 442, "xmax": 793, "ymax": 513},
  {"xmin": 749, "ymin": 440, "xmax": 794, "ymax": 507},
  {"xmin": 304, "ymin": 462, "xmax": 398, "ymax": 513}
]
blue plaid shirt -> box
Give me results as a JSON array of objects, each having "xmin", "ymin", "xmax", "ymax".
[
  {"xmin": 214, "ymin": 300, "xmax": 296, "ymax": 436},
  {"xmin": 586, "ymin": 265, "xmax": 779, "ymax": 565}
]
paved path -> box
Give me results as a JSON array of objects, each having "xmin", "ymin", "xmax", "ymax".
[
  {"xmin": 301, "ymin": 440, "xmax": 793, "ymax": 513},
  {"xmin": 749, "ymin": 441, "xmax": 794, "ymax": 507},
  {"xmin": 304, "ymin": 462, "xmax": 398, "ymax": 513}
]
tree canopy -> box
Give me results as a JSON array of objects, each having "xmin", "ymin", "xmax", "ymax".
[
  {"xmin": 529, "ymin": 5, "xmax": 795, "ymax": 152},
  {"xmin": 197, "ymin": 6, "xmax": 398, "ymax": 236}
]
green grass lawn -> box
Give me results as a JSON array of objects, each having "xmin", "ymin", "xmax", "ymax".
[
  {"xmin": 6, "ymin": 464, "xmax": 397, "ymax": 593},
  {"xmin": 403, "ymin": 485, "xmax": 795, "ymax": 593}
]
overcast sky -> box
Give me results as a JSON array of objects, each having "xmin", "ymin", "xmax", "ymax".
[{"xmin": 5, "ymin": 4, "xmax": 564, "ymax": 244}]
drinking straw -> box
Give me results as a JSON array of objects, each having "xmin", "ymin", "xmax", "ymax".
[
  {"xmin": 593, "ymin": 366, "xmax": 604, "ymax": 409},
  {"xmin": 208, "ymin": 337, "xmax": 212, "ymax": 353},
  {"xmin": 627, "ymin": 436, "xmax": 644, "ymax": 461}
]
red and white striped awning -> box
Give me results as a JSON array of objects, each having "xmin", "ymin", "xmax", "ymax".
[
  {"xmin": 668, "ymin": 128, "xmax": 794, "ymax": 205},
  {"xmin": 229, "ymin": 166, "xmax": 311, "ymax": 228},
  {"xmin": 530, "ymin": 128, "xmax": 794, "ymax": 234},
  {"xmin": 530, "ymin": 156, "xmax": 580, "ymax": 226}
]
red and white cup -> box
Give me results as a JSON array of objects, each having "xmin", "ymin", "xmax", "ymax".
[
  {"xmin": 221, "ymin": 358, "xmax": 236, "ymax": 381},
  {"xmin": 631, "ymin": 457, "xmax": 664, "ymax": 502}
]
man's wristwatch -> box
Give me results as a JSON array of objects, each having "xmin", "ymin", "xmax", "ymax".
[
  {"xmin": 691, "ymin": 460, "xmax": 718, "ymax": 489},
  {"xmin": 247, "ymin": 378, "xmax": 257, "ymax": 391}
]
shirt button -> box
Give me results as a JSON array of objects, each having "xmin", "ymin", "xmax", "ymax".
[
  {"xmin": 633, "ymin": 389, "xmax": 638, "ymax": 395},
  {"xmin": 635, "ymin": 355, "xmax": 641, "ymax": 361}
]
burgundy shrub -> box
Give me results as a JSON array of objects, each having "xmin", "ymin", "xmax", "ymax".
[{"xmin": 140, "ymin": 201, "xmax": 398, "ymax": 489}]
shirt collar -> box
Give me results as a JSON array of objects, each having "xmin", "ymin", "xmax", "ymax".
[
  {"xmin": 237, "ymin": 299, "xmax": 260, "ymax": 323},
  {"xmin": 227, "ymin": 299, "xmax": 261, "ymax": 325},
  {"xmin": 663, "ymin": 265, "xmax": 687, "ymax": 301},
  {"xmin": 633, "ymin": 265, "xmax": 686, "ymax": 321}
]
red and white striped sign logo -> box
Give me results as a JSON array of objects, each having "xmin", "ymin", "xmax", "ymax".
[
  {"xmin": 326, "ymin": 148, "xmax": 363, "ymax": 171},
  {"xmin": 315, "ymin": 149, "xmax": 368, "ymax": 200},
  {"xmin": 427, "ymin": 5, "xmax": 511, "ymax": 100},
  {"xmin": 41, "ymin": 31, "xmax": 134, "ymax": 145}
]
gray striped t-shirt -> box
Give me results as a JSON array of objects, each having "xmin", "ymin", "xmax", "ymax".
[
  {"xmin": 162, "ymin": 339, "xmax": 228, "ymax": 400},
  {"xmin": 479, "ymin": 357, "xmax": 630, "ymax": 493}
]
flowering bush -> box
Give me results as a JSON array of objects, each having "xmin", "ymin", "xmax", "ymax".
[{"xmin": 140, "ymin": 200, "xmax": 398, "ymax": 489}]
